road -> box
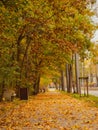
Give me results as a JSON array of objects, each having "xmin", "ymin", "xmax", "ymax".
[
  {"xmin": 82, "ymin": 89, "xmax": 98, "ymax": 97},
  {"xmin": 48, "ymin": 87, "xmax": 98, "ymax": 97}
]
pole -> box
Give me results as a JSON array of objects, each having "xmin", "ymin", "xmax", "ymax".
[{"xmin": 75, "ymin": 53, "xmax": 80, "ymax": 94}]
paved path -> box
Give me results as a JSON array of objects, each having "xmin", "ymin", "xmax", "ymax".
[{"xmin": 0, "ymin": 91, "xmax": 98, "ymax": 130}]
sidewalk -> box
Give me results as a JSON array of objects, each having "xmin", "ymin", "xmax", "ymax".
[{"xmin": 0, "ymin": 91, "xmax": 98, "ymax": 129}]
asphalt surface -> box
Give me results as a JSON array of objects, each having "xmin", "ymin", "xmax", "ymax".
[
  {"xmin": 48, "ymin": 87, "xmax": 98, "ymax": 97},
  {"xmin": 82, "ymin": 89, "xmax": 98, "ymax": 97}
]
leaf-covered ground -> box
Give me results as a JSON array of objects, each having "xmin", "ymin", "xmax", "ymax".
[{"xmin": 0, "ymin": 91, "xmax": 98, "ymax": 130}]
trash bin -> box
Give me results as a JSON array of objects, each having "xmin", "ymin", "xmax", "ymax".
[{"xmin": 20, "ymin": 88, "xmax": 28, "ymax": 100}]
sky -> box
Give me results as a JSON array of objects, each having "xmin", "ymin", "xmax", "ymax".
[
  {"xmin": 91, "ymin": 0, "xmax": 98, "ymax": 43},
  {"xmin": 91, "ymin": 30, "xmax": 98, "ymax": 43}
]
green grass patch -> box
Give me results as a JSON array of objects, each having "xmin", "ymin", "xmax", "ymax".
[
  {"xmin": 61, "ymin": 91, "xmax": 98, "ymax": 107},
  {"xmin": 72, "ymin": 93, "xmax": 98, "ymax": 107}
]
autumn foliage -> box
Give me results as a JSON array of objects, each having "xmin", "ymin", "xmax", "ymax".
[{"xmin": 0, "ymin": 0, "xmax": 95, "ymax": 99}]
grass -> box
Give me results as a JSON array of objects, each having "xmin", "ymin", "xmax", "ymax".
[
  {"xmin": 61, "ymin": 91, "xmax": 98, "ymax": 107},
  {"xmin": 72, "ymin": 93, "xmax": 98, "ymax": 107}
]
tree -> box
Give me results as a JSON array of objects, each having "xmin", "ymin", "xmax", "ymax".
[{"xmin": 0, "ymin": 0, "xmax": 95, "ymax": 100}]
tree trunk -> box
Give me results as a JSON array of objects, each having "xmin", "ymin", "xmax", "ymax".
[
  {"xmin": 20, "ymin": 36, "xmax": 31, "ymax": 82},
  {"xmin": 53, "ymin": 82, "xmax": 58, "ymax": 89},
  {"xmin": 17, "ymin": 25, "xmax": 26, "ymax": 61},
  {"xmin": 16, "ymin": 26, "xmax": 26, "ymax": 97},
  {"xmin": 75, "ymin": 53, "xmax": 80, "ymax": 94},
  {"xmin": 66, "ymin": 64, "xmax": 72, "ymax": 93},
  {"xmin": 33, "ymin": 73, "xmax": 40, "ymax": 95},
  {"xmin": 96, "ymin": 76, "xmax": 98, "ymax": 87},
  {"xmin": 0, "ymin": 80, "xmax": 5, "ymax": 101},
  {"xmin": 61, "ymin": 70, "xmax": 65, "ymax": 91},
  {"xmin": 66, "ymin": 64, "xmax": 69, "ymax": 92},
  {"xmin": 96, "ymin": 64, "xmax": 98, "ymax": 87},
  {"xmin": 69, "ymin": 64, "xmax": 72, "ymax": 93}
]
